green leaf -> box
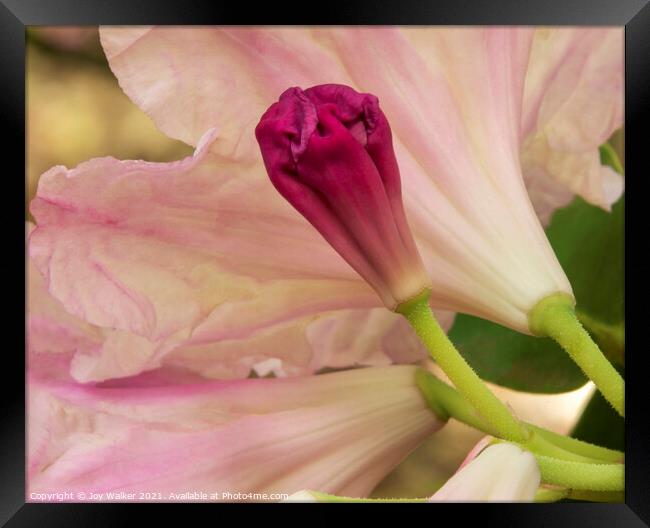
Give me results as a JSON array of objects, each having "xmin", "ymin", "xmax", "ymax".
[
  {"xmin": 448, "ymin": 314, "xmax": 586, "ymax": 393},
  {"xmin": 599, "ymin": 142, "xmax": 624, "ymax": 175},
  {"xmin": 550, "ymin": 194, "xmax": 625, "ymax": 367},
  {"xmin": 448, "ymin": 189, "xmax": 624, "ymax": 394},
  {"xmin": 549, "ymin": 196, "xmax": 624, "ymax": 330}
]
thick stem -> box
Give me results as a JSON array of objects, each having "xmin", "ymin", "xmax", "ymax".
[
  {"xmin": 521, "ymin": 433, "xmax": 598, "ymax": 464},
  {"xmin": 529, "ymin": 293, "xmax": 624, "ymax": 417},
  {"xmin": 535, "ymin": 455, "xmax": 624, "ymax": 491},
  {"xmin": 534, "ymin": 487, "xmax": 569, "ymax": 503},
  {"xmin": 399, "ymin": 291, "xmax": 528, "ymax": 443},
  {"xmin": 568, "ymin": 489, "xmax": 624, "ymax": 503},
  {"xmin": 535, "ymin": 487, "xmax": 623, "ymax": 503},
  {"xmin": 309, "ymin": 492, "xmax": 425, "ymax": 503},
  {"xmin": 528, "ymin": 425, "xmax": 623, "ymax": 464},
  {"xmin": 416, "ymin": 369, "xmax": 624, "ymax": 464}
]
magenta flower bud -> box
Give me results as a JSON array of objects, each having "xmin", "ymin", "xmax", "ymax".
[{"xmin": 255, "ymin": 84, "xmax": 429, "ymax": 310}]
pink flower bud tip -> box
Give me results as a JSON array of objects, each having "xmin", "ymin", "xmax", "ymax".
[{"xmin": 256, "ymin": 84, "xmax": 430, "ymax": 310}]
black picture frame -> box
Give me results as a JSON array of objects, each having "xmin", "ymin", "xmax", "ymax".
[{"xmin": 4, "ymin": 0, "xmax": 649, "ymax": 525}]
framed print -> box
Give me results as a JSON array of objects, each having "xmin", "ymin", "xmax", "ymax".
[{"xmin": 3, "ymin": 0, "xmax": 649, "ymax": 525}]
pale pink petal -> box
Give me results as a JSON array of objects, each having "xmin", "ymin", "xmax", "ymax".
[
  {"xmin": 456, "ymin": 435, "xmax": 494, "ymax": 471},
  {"xmin": 520, "ymin": 152, "xmax": 578, "ymax": 226},
  {"xmin": 162, "ymin": 306, "xmax": 453, "ymax": 380},
  {"xmin": 27, "ymin": 221, "xmax": 102, "ymax": 381},
  {"xmin": 305, "ymin": 309, "xmax": 424, "ymax": 370},
  {"xmin": 321, "ymin": 28, "xmax": 571, "ymax": 332},
  {"xmin": 522, "ymin": 135, "xmax": 624, "ymax": 224},
  {"xmin": 29, "ymin": 220, "xmax": 182, "ymax": 382},
  {"xmin": 28, "ymin": 365, "xmax": 444, "ymax": 500},
  {"xmin": 429, "ymin": 442, "xmax": 540, "ymax": 502},
  {"xmin": 522, "ymin": 28, "xmax": 624, "ymax": 213},
  {"xmin": 523, "ymin": 28, "xmax": 623, "ymax": 146},
  {"xmin": 30, "ymin": 128, "xmax": 367, "ymax": 338},
  {"xmin": 100, "ymin": 27, "xmax": 354, "ymax": 159},
  {"xmin": 30, "ymin": 130, "xmax": 446, "ymax": 381},
  {"xmin": 99, "ymin": 26, "xmax": 573, "ymax": 332}
]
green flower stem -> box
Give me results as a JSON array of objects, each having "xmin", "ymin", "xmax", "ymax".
[
  {"xmin": 398, "ymin": 291, "xmax": 528, "ymax": 443},
  {"xmin": 534, "ymin": 487, "xmax": 570, "ymax": 503},
  {"xmin": 415, "ymin": 368, "xmax": 495, "ymax": 434},
  {"xmin": 528, "ymin": 425, "xmax": 623, "ymax": 464},
  {"xmin": 576, "ymin": 310, "xmax": 625, "ymax": 366},
  {"xmin": 309, "ymin": 492, "xmax": 425, "ymax": 503},
  {"xmin": 568, "ymin": 490, "xmax": 624, "ymax": 503},
  {"xmin": 530, "ymin": 293, "xmax": 625, "ymax": 417},
  {"xmin": 534, "ymin": 455, "xmax": 624, "ymax": 491},
  {"xmin": 416, "ymin": 369, "xmax": 624, "ymax": 464},
  {"xmin": 535, "ymin": 487, "xmax": 623, "ymax": 503},
  {"xmin": 308, "ymin": 489, "xmax": 622, "ymax": 503},
  {"xmin": 520, "ymin": 434, "xmax": 598, "ymax": 464}
]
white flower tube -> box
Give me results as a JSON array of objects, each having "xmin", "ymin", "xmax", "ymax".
[{"xmin": 429, "ymin": 442, "xmax": 541, "ymax": 502}]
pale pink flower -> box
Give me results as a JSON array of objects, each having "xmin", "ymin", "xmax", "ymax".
[
  {"xmin": 29, "ymin": 27, "xmax": 621, "ymax": 383},
  {"xmin": 429, "ymin": 441, "xmax": 540, "ymax": 502},
  {"xmin": 28, "ymin": 365, "xmax": 444, "ymax": 501},
  {"xmin": 521, "ymin": 28, "xmax": 624, "ymax": 224}
]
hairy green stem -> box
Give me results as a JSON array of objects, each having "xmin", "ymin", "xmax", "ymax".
[
  {"xmin": 399, "ymin": 291, "xmax": 528, "ymax": 443},
  {"xmin": 535, "ymin": 487, "xmax": 623, "ymax": 503},
  {"xmin": 416, "ymin": 369, "xmax": 624, "ymax": 464},
  {"xmin": 530, "ymin": 293, "xmax": 624, "ymax": 417},
  {"xmin": 535, "ymin": 487, "xmax": 570, "ymax": 502},
  {"xmin": 535, "ymin": 455, "xmax": 624, "ymax": 491},
  {"xmin": 568, "ymin": 489, "xmax": 624, "ymax": 503},
  {"xmin": 528, "ymin": 425, "xmax": 623, "ymax": 464},
  {"xmin": 576, "ymin": 310, "xmax": 625, "ymax": 366},
  {"xmin": 308, "ymin": 492, "xmax": 425, "ymax": 503}
]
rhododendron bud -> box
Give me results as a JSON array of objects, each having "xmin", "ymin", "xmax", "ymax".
[
  {"xmin": 256, "ymin": 84, "xmax": 430, "ymax": 310},
  {"xmin": 429, "ymin": 442, "xmax": 540, "ymax": 502}
]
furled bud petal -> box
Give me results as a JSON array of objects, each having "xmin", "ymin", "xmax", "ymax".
[
  {"xmin": 255, "ymin": 84, "xmax": 430, "ymax": 310},
  {"xmin": 429, "ymin": 442, "xmax": 540, "ymax": 502}
]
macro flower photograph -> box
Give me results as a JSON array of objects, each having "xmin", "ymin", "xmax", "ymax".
[{"xmin": 26, "ymin": 25, "xmax": 624, "ymax": 503}]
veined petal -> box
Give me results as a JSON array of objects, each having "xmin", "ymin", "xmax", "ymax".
[
  {"xmin": 99, "ymin": 26, "xmax": 573, "ymax": 332},
  {"xmin": 27, "ymin": 222, "xmax": 102, "ymax": 381},
  {"xmin": 29, "ymin": 129, "xmax": 372, "ymax": 340},
  {"xmin": 30, "ymin": 131, "xmax": 436, "ymax": 381},
  {"xmin": 320, "ymin": 28, "xmax": 572, "ymax": 332},
  {"xmin": 429, "ymin": 442, "xmax": 540, "ymax": 502},
  {"xmin": 29, "ymin": 221, "xmax": 192, "ymax": 382},
  {"xmin": 28, "ymin": 365, "xmax": 444, "ymax": 500},
  {"xmin": 168, "ymin": 308, "xmax": 418, "ymax": 379},
  {"xmin": 100, "ymin": 27, "xmax": 354, "ymax": 159},
  {"xmin": 523, "ymin": 28, "xmax": 623, "ymax": 147},
  {"xmin": 522, "ymin": 28, "xmax": 624, "ymax": 214}
]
